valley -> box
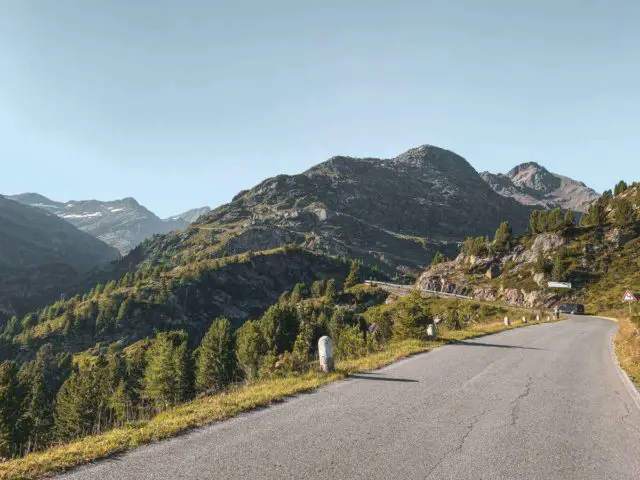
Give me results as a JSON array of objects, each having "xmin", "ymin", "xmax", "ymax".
[{"xmin": 2, "ymin": 144, "xmax": 639, "ymax": 480}]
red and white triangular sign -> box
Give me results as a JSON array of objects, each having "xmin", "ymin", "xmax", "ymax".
[{"xmin": 623, "ymin": 290, "xmax": 638, "ymax": 302}]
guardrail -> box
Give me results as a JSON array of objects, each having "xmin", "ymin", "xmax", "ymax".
[{"xmin": 364, "ymin": 280, "xmax": 473, "ymax": 300}]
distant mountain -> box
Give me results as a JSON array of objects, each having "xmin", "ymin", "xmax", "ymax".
[
  {"xmin": 130, "ymin": 145, "xmax": 534, "ymax": 275},
  {"xmin": 0, "ymin": 195, "xmax": 119, "ymax": 322},
  {"xmin": 165, "ymin": 206, "xmax": 211, "ymax": 224},
  {"xmin": 480, "ymin": 162, "xmax": 600, "ymax": 213},
  {"xmin": 7, "ymin": 194, "xmax": 207, "ymax": 254}
]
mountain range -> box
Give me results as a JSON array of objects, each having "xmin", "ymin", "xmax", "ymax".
[
  {"xmin": 1, "ymin": 144, "xmax": 602, "ymax": 328},
  {"xmin": 0, "ymin": 195, "xmax": 120, "ymax": 321},
  {"xmin": 8, "ymin": 193, "xmax": 210, "ymax": 254}
]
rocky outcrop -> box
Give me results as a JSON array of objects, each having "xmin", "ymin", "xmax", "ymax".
[
  {"xmin": 415, "ymin": 232, "xmax": 568, "ymax": 309},
  {"xmin": 481, "ymin": 162, "xmax": 600, "ymax": 213}
]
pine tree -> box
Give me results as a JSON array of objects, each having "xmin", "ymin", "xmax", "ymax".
[
  {"xmin": 117, "ymin": 296, "xmax": 134, "ymax": 324},
  {"xmin": 431, "ymin": 251, "xmax": 445, "ymax": 266},
  {"xmin": 614, "ymin": 180, "xmax": 628, "ymax": 197},
  {"xmin": 195, "ymin": 318, "xmax": 235, "ymax": 395},
  {"xmin": 529, "ymin": 211, "xmax": 540, "ymax": 234},
  {"xmin": 0, "ymin": 361, "xmax": 20, "ymax": 459},
  {"xmin": 175, "ymin": 339, "xmax": 194, "ymax": 402},
  {"xmin": 613, "ymin": 198, "xmax": 636, "ymax": 228},
  {"xmin": 536, "ymin": 211, "xmax": 549, "ymax": 233},
  {"xmin": 235, "ymin": 320, "xmax": 266, "ymax": 381},
  {"xmin": 108, "ymin": 380, "xmax": 131, "ymax": 427},
  {"xmin": 289, "ymin": 283, "xmax": 308, "ymax": 304},
  {"xmin": 493, "ymin": 222, "xmax": 513, "ymax": 251},
  {"xmin": 142, "ymin": 332, "xmax": 184, "ymax": 409},
  {"xmin": 292, "ymin": 322, "xmax": 314, "ymax": 368},
  {"xmin": 547, "ymin": 208, "xmax": 564, "ymax": 232},
  {"xmin": 344, "ymin": 260, "xmax": 361, "ymax": 290},
  {"xmin": 311, "ymin": 280, "xmax": 325, "ymax": 298},
  {"xmin": 563, "ymin": 210, "xmax": 575, "ymax": 228},
  {"xmin": 22, "ymin": 370, "xmax": 53, "ymax": 451},
  {"xmin": 53, "ymin": 370, "xmax": 95, "ymax": 441},
  {"xmin": 259, "ymin": 304, "xmax": 299, "ymax": 355},
  {"xmin": 324, "ymin": 279, "xmax": 337, "ymax": 301},
  {"xmin": 393, "ymin": 292, "xmax": 433, "ymax": 340}
]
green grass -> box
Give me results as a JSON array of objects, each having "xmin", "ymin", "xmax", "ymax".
[{"xmin": 0, "ymin": 317, "xmax": 554, "ymax": 480}]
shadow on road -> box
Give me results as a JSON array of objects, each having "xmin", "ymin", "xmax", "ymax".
[
  {"xmin": 348, "ymin": 374, "xmax": 419, "ymax": 383},
  {"xmin": 454, "ymin": 340, "xmax": 547, "ymax": 351}
]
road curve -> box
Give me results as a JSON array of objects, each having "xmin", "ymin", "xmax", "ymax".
[{"xmin": 59, "ymin": 316, "xmax": 640, "ymax": 480}]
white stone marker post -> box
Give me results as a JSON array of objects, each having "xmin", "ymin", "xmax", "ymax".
[
  {"xmin": 427, "ymin": 323, "xmax": 438, "ymax": 340},
  {"xmin": 536, "ymin": 314, "xmax": 540, "ymax": 322},
  {"xmin": 318, "ymin": 336, "xmax": 334, "ymax": 373},
  {"xmin": 522, "ymin": 316, "xmax": 527, "ymax": 323},
  {"xmin": 504, "ymin": 316, "xmax": 510, "ymax": 326}
]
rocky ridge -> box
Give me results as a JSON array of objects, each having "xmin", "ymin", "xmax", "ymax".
[
  {"xmin": 7, "ymin": 194, "xmax": 205, "ymax": 254},
  {"xmin": 180, "ymin": 145, "xmax": 535, "ymax": 274},
  {"xmin": 480, "ymin": 162, "xmax": 600, "ymax": 213}
]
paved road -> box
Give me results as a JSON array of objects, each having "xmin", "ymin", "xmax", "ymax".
[{"xmin": 60, "ymin": 316, "xmax": 640, "ymax": 480}]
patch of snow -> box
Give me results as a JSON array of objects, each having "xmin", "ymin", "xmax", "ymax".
[
  {"xmin": 108, "ymin": 207, "xmax": 125, "ymax": 213},
  {"xmin": 32, "ymin": 203, "xmax": 59, "ymax": 209},
  {"xmin": 61, "ymin": 212, "xmax": 103, "ymax": 219}
]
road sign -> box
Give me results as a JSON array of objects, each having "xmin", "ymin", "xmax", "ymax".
[
  {"xmin": 548, "ymin": 282, "xmax": 572, "ymax": 289},
  {"xmin": 622, "ymin": 290, "xmax": 638, "ymax": 302}
]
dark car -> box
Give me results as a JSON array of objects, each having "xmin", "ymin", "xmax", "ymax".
[{"xmin": 557, "ymin": 303, "xmax": 585, "ymax": 315}]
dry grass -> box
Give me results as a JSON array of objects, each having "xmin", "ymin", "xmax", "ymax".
[
  {"xmin": 613, "ymin": 315, "xmax": 640, "ymax": 384},
  {"xmin": 0, "ymin": 317, "xmax": 552, "ymax": 480}
]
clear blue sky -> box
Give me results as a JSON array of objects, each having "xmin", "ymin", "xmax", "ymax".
[{"xmin": 1, "ymin": 1, "xmax": 638, "ymax": 217}]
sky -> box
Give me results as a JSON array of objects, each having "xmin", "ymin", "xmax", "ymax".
[{"xmin": 0, "ymin": 1, "xmax": 638, "ymax": 218}]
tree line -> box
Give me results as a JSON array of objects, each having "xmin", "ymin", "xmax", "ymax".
[{"xmin": 0, "ymin": 261, "xmax": 383, "ymax": 460}]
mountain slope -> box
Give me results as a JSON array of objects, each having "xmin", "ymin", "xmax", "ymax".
[
  {"xmin": 416, "ymin": 182, "xmax": 639, "ymax": 310},
  {"xmin": 2, "ymin": 247, "xmax": 360, "ymax": 360},
  {"xmin": 165, "ymin": 206, "xmax": 211, "ymax": 224},
  {"xmin": 0, "ymin": 195, "xmax": 119, "ymax": 322},
  {"xmin": 8, "ymin": 194, "xmax": 193, "ymax": 254},
  {"xmin": 175, "ymin": 145, "xmax": 534, "ymax": 273},
  {"xmin": 480, "ymin": 162, "xmax": 600, "ymax": 213}
]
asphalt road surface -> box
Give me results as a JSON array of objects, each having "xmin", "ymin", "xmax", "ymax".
[{"xmin": 60, "ymin": 316, "xmax": 640, "ymax": 480}]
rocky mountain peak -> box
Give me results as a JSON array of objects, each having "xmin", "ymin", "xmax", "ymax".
[
  {"xmin": 481, "ymin": 163, "xmax": 599, "ymax": 213},
  {"xmin": 193, "ymin": 144, "xmax": 533, "ymax": 274},
  {"xmin": 393, "ymin": 144, "xmax": 474, "ymax": 174},
  {"xmin": 505, "ymin": 162, "xmax": 560, "ymax": 193}
]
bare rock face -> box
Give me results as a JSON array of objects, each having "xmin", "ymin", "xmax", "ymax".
[
  {"xmin": 192, "ymin": 144, "xmax": 533, "ymax": 274},
  {"xmin": 525, "ymin": 233, "xmax": 565, "ymax": 262},
  {"xmin": 480, "ymin": 162, "xmax": 600, "ymax": 213}
]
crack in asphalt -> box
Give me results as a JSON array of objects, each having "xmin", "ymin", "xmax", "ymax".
[
  {"xmin": 510, "ymin": 376, "xmax": 535, "ymax": 427},
  {"xmin": 620, "ymin": 401, "xmax": 640, "ymax": 436},
  {"xmin": 424, "ymin": 408, "xmax": 488, "ymax": 479}
]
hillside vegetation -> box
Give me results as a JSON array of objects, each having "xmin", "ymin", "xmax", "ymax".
[
  {"xmin": 417, "ymin": 181, "xmax": 640, "ymax": 314},
  {"xmin": 0, "ymin": 274, "xmax": 545, "ymax": 479}
]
